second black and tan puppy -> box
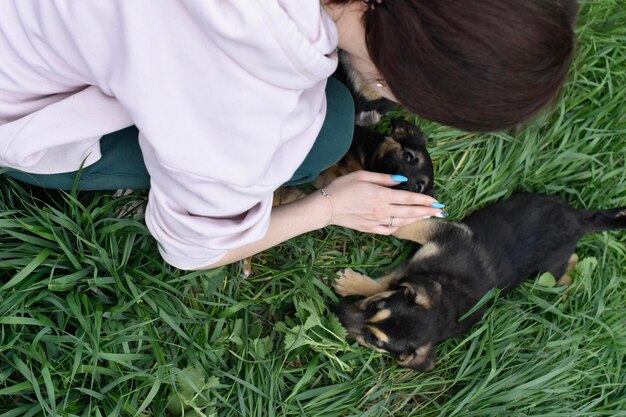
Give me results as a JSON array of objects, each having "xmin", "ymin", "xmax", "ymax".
[
  {"xmin": 333, "ymin": 193, "xmax": 626, "ymax": 371},
  {"xmin": 315, "ymin": 119, "xmax": 434, "ymax": 195}
]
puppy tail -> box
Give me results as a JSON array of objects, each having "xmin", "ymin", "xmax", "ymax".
[{"xmin": 580, "ymin": 206, "xmax": 626, "ymax": 234}]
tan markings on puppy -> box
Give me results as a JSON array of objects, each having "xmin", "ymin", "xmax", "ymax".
[
  {"xmin": 374, "ymin": 137, "xmax": 402, "ymax": 162},
  {"xmin": 355, "ymin": 110, "xmax": 382, "ymax": 127},
  {"xmin": 347, "ymin": 69, "xmax": 381, "ymax": 101},
  {"xmin": 313, "ymin": 154, "xmax": 364, "ymax": 188},
  {"xmin": 340, "ymin": 53, "xmax": 384, "ymax": 101},
  {"xmin": 397, "ymin": 343, "xmax": 435, "ymax": 371},
  {"xmin": 241, "ymin": 257, "xmax": 252, "ymax": 278},
  {"xmin": 373, "ymin": 271, "xmax": 404, "ymax": 293},
  {"xmin": 457, "ymin": 223, "xmax": 473, "ymax": 235},
  {"xmin": 343, "ymin": 154, "xmax": 366, "ymax": 173},
  {"xmin": 411, "ymin": 242, "xmax": 441, "ymax": 262},
  {"xmin": 359, "ymin": 83, "xmax": 383, "ymax": 101},
  {"xmin": 368, "ymin": 326, "xmax": 390, "ymax": 344},
  {"xmin": 557, "ymin": 253, "xmax": 579, "ymax": 286},
  {"xmin": 355, "ymin": 335, "xmax": 387, "ymax": 353},
  {"xmin": 567, "ymin": 253, "xmax": 579, "ymax": 271},
  {"xmin": 355, "ymin": 335, "xmax": 368, "ymax": 348},
  {"xmin": 392, "ymin": 125, "xmax": 411, "ymax": 137},
  {"xmin": 334, "ymin": 269, "xmax": 383, "ymax": 297},
  {"xmin": 393, "ymin": 220, "xmax": 438, "ymax": 244},
  {"xmin": 400, "ymin": 283, "xmax": 434, "ymax": 309},
  {"xmin": 557, "ymin": 274, "xmax": 572, "ymax": 287},
  {"xmin": 358, "ymin": 291, "xmax": 395, "ymax": 310},
  {"xmin": 368, "ymin": 309, "xmax": 391, "ymax": 323},
  {"xmin": 413, "ymin": 286, "xmax": 433, "ymax": 310},
  {"xmin": 334, "ymin": 268, "xmax": 404, "ymax": 297},
  {"xmin": 313, "ymin": 166, "xmax": 343, "ymax": 189}
]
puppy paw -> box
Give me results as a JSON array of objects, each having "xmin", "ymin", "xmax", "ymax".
[
  {"xmin": 556, "ymin": 274, "xmax": 573, "ymax": 287},
  {"xmin": 241, "ymin": 257, "xmax": 253, "ymax": 278},
  {"xmin": 333, "ymin": 268, "xmax": 379, "ymax": 297},
  {"xmin": 355, "ymin": 110, "xmax": 382, "ymax": 127},
  {"xmin": 557, "ymin": 253, "xmax": 579, "ymax": 286},
  {"xmin": 566, "ymin": 253, "xmax": 579, "ymax": 272}
]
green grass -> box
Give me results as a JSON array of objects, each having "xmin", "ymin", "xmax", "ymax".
[{"xmin": 1, "ymin": 1, "xmax": 625, "ymax": 415}]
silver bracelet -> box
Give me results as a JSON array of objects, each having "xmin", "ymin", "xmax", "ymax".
[{"xmin": 319, "ymin": 188, "xmax": 333, "ymax": 226}]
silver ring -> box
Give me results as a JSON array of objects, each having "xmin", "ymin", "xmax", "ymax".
[{"xmin": 388, "ymin": 216, "xmax": 395, "ymax": 228}]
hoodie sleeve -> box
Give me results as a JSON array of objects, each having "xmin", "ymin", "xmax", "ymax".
[
  {"xmin": 0, "ymin": 0, "xmax": 337, "ymax": 269},
  {"xmin": 103, "ymin": 1, "xmax": 338, "ymax": 269}
]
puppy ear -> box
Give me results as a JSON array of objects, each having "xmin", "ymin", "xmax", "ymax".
[
  {"xmin": 390, "ymin": 119, "xmax": 427, "ymax": 146},
  {"xmin": 390, "ymin": 118, "xmax": 417, "ymax": 136},
  {"xmin": 396, "ymin": 343, "xmax": 436, "ymax": 372},
  {"xmin": 400, "ymin": 281, "xmax": 442, "ymax": 309},
  {"xmin": 355, "ymin": 110, "xmax": 383, "ymax": 127}
]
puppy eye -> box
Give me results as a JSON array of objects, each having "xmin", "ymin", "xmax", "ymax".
[
  {"xmin": 365, "ymin": 330, "xmax": 385, "ymax": 348},
  {"xmin": 367, "ymin": 300, "xmax": 385, "ymax": 313},
  {"xmin": 403, "ymin": 151, "xmax": 415, "ymax": 163}
]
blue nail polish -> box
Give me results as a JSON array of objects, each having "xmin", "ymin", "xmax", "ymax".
[
  {"xmin": 431, "ymin": 202, "xmax": 446, "ymax": 209},
  {"xmin": 391, "ymin": 174, "xmax": 408, "ymax": 182}
]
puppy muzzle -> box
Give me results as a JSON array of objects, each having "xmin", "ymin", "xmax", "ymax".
[{"xmin": 332, "ymin": 304, "xmax": 366, "ymax": 338}]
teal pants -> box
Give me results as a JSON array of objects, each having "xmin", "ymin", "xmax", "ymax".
[{"xmin": 5, "ymin": 78, "xmax": 354, "ymax": 190}]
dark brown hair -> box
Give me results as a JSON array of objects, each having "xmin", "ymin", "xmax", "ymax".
[{"xmin": 331, "ymin": 0, "xmax": 578, "ymax": 132}]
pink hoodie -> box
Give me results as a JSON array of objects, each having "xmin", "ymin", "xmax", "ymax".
[{"xmin": 0, "ymin": 1, "xmax": 339, "ymax": 269}]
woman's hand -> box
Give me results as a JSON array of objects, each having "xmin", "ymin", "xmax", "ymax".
[
  {"xmin": 323, "ymin": 170, "xmax": 446, "ymax": 235},
  {"xmin": 194, "ymin": 170, "xmax": 445, "ymax": 270}
]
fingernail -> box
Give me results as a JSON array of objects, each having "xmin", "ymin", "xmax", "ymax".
[
  {"xmin": 391, "ymin": 174, "xmax": 408, "ymax": 183},
  {"xmin": 434, "ymin": 211, "xmax": 449, "ymax": 218},
  {"xmin": 431, "ymin": 202, "xmax": 446, "ymax": 209}
]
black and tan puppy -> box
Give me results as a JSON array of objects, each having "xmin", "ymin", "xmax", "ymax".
[
  {"xmin": 315, "ymin": 119, "xmax": 434, "ymax": 195},
  {"xmin": 319, "ymin": 53, "xmax": 434, "ymax": 194},
  {"xmin": 333, "ymin": 193, "xmax": 626, "ymax": 371}
]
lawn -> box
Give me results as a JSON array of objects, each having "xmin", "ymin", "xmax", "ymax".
[{"xmin": 1, "ymin": 1, "xmax": 625, "ymax": 416}]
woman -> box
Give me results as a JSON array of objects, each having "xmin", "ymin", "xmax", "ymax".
[{"xmin": 0, "ymin": 0, "xmax": 577, "ymax": 270}]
